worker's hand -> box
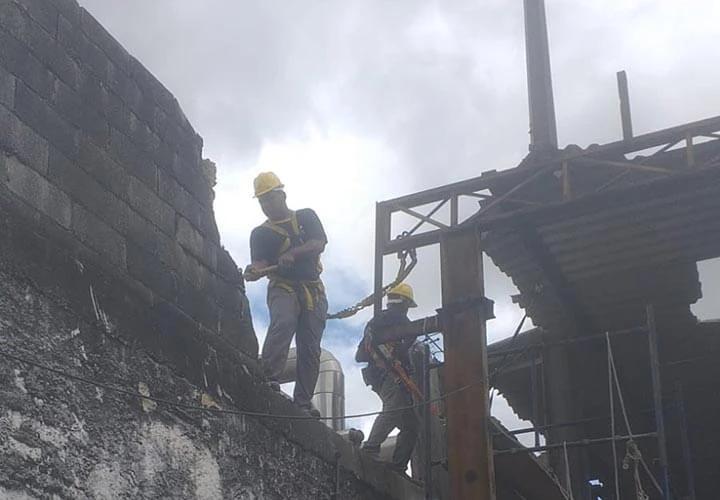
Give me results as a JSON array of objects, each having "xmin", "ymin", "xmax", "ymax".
[
  {"xmin": 243, "ymin": 265, "xmax": 262, "ymax": 282},
  {"xmin": 278, "ymin": 252, "xmax": 295, "ymax": 269}
]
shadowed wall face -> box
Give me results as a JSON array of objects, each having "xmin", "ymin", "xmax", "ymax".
[{"xmin": 0, "ymin": 0, "xmax": 257, "ymax": 358}]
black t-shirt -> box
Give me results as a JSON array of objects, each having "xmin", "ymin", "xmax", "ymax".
[{"xmin": 250, "ymin": 208, "xmax": 327, "ymax": 282}]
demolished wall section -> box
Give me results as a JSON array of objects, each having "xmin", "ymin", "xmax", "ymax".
[{"xmin": 0, "ymin": 0, "xmax": 257, "ymax": 359}]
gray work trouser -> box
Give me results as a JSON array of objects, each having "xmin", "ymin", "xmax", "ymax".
[
  {"xmin": 362, "ymin": 375, "xmax": 419, "ymax": 469},
  {"xmin": 261, "ymin": 283, "xmax": 327, "ymax": 408}
]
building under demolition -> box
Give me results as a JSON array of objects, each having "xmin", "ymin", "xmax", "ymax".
[{"xmin": 0, "ymin": 0, "xmax": 718, "ymax": 499}]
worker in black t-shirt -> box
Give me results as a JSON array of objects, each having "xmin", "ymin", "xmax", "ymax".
[{"xmin": 244, "ymin": 172, "xmax": 328, "ymax": 417}]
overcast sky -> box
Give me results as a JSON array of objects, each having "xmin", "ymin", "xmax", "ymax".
[{"xmin": 80, "ymin": 0, "xmax": 720, "ymax": 438}]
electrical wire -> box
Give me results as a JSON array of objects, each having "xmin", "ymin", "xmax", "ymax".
[{"xmin": 0, "ymin": 346, "xmax": 478, "ymax": 422}]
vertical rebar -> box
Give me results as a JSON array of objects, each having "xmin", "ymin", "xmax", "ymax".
[
  {"xmin": 646, "ymin": 304, "xmax": 671, "ymax": 499},
  {"xmin": 423, "ymin": 344, "xmax": 433, "ymax": 500},
  {"xmin": 607, "ymin": 333, "xmax": 620, "ymax": 500},
  {"xmin": 529, "ymin": 347, "xmax": 540, "ymax": 448}
]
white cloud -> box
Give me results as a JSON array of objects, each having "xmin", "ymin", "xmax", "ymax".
[{"xmin": 80, "ymin": 0, "xmax": 720, "ymax": 436}]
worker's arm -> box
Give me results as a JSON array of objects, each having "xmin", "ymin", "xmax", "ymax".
[
  {"xmin": 280, "ymin": 208, "xmax": 327, "ymax": 268},
  {"xmin": 278, "ymin": 239, "xmax": 326, "ymax": 267},
  {"xmin": 244, "ymin": 260, "xmax": 270, "ymax": 282},
  {"xmin": 355, "ymin": 323, "xmax": 374, "ymax": 363}
]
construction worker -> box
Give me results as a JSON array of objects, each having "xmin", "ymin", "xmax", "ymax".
[
  {"xmin": 244, "ymin": 172, "xmax": 328, "ymax": 417},
  {"xmin": 355, "ymin": 283, "xmax": 420, "ymax": 472}
]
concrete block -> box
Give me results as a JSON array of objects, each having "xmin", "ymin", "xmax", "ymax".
[
  {"xmin": 1, "ymin": 1, "xmax": 78, "ymax": 88},
  {"xmin": 14, "ymin": 82, "xmax": 79, "ymax": 159},
  {"xmin": 57, "ymin": 15, "xmax": 108, "ymax": 80},
  {"xmin": 104, "ymin": 87, "xmax": 132, "ymax": 135},
  {"xmin": 216, "ymin": 247, "xmax": 243, "ymax": 285},
  {"xmin": 0, "ymin": 104, "xmax": 48, "ymax": 174},
  {"xmin": 107, "ymin": 128, "xmax": 157, "ymax": 188},
  {"xmin": 158, "ymin": 168, "xmax": 217, "ymax": 240},
  {"xmin": 48, "ymin": 146, "xmax": 129, "ymax": 234},
  {"xmin": 126, "ymin": 241, "xmax": 179, "ymax": 302},
  {"xmin": 4, "ymin": 154, "xmax": 71, "ymax": 228},
  {"xmin": 126, "ymin": 175, "xmax": 174, "ymax": 235},
  {"xmin": 172, "ymin": 155, "xmax": 212, "ymax": 208},
  {"xmin": 53, "ymin": 79, "xmax": 109, "ymax": 146},
  {"xmin": 177, "ymin": 216, "xmax": 216, "ymax": 270},
  {"xmin": 107, "ymin": 62, "xmax": 140, "ymax": 112},
  {"xmin": 0, "ymin": 66, "xmax": 15, "ymax": 108},
  {"xmin": 49, "ymin": 0, "xmax": 80, "ymax": 26},
  {"xmin": 176, "ymin": 278, "xmax": 219, "ymax": 331},
  {"xmin": 76, "ymin": 137, "xmax": 130, "ymax": 198},
  {"xmin": 71, "ymin": 202, "xmax": 126, "ymax": 268},
  {"xmin": 14, "ymin": 0, "xmax": 59, "ymax": 36},
  {"xmin": 79, "ymin": 8, "xmax": 130, "ymax": 74},
  {"xmin": 125, "ymin": 208, "xmax": 180, "ymax": 269},
  {"xmin": 0, "ymin": 28, "xmax": 54, "ymax": 99}
]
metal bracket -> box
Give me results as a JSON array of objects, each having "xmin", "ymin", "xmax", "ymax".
[{"xmin": 436, "ymin": 296, "xmax": 495, "ymax": 323}]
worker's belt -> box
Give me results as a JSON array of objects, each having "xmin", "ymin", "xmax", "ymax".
[{"xmin": 269, "ymin": 277, "xmax": 325, "ymax": 311}]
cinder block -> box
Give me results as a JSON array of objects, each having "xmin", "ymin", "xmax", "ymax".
[
  {"xmin": 76, "ymin": 138, "xmax": 129, "ymax": 197},
  {"xmin": 14, "ymin": 0, "xmax": 59, "ymax": 36},
  {"xmin": 126, "ymin": 175, "xmax": 175, "ymax": 236},
  {"xmin": 4, "ymin": 154, "xmax": 71, "ymax": 228},
  {"xmin": 0, "ymin": 66, "xmax": 15, "ymax": 108},
  {"xmin": 216, "ymin": 247, "xmax": 243, "ymax": 285},
  {"xmin": 0, "ymin": 104, "xmax": 48, "ymax": 173},
  {"xmin": 172, "ymin": 154, "xmax": 212, "ymax": 208},
  {"xmin": 79, "ymin": 8, "xmax": 130, "ymax": 74},
  {"xmin": 107, "ymin": 128, "xmax": 157, "ymax": 188},
  {"xmin": 176, "ymin": 278, "xmax": 219, "ymax": 331},
  {"xmin": 0, "ymin": 29, "xmax": 54, "ymax": 99},
  {"xmin": 57, "ymin": 15, "xmax": 108, "ymax": 80},
  {"xmin": 48, "ymin": 147, "xmax": 129, "ymax": 234},
  {"xmin": 107, "ymin": 62, "xmax": 140, "ymax": 112},
  {"xmin": 158, "ymin": 168, "xmax": 217, "ymax": 240},
  {"xmin": 71, "ymin": 202, "xmax": 126, "ymax": 268},
  {"xmin": 126, "ymin": 241, "xmax": 179, "ymax": 302},
  {"xmin": 177, "ymin": 216, "xmax": 217, "ymax": 270},
  {"xmin": 125, "ymin": 208, "xmax": 180, "ymax": 270},
  {"xmin": 1, "ymin": 1, "xmax": 78, "ymax": 88},
  {"xmin": 14, "ymin": 82, "xmax": 79, "ymax": 159},
  {"xmin": 49, "ymin": 0, "xmax": 80, "ymax": 26},
  {"xmin": 53, "ymin": 79, "xmax": 109, "ymax": 146},
  {"xmin": 104, "ymin": 87, "xmax": 132, "ymax": 135}
]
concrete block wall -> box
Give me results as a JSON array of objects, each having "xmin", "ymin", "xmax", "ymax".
[{"xmin": 0, "ymin": 0, "xmax": 258, "ymax": 359}]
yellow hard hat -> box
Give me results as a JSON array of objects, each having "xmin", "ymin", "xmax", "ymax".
[
  {"xmin": 253, "ymin": 172, "xmax": 284, "ymax": 198},
  {"xmin": 388, "ymin": 283, "xmax": 417, "ymax": 307}
]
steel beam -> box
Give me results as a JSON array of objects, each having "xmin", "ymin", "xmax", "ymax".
[
  {"xmin": 440, "ymin": 228, "xmax": 495, "ymax": 499},
  {"xmin": 617, "ymin": 70, "xmax": 634, "ymax": 140},
  {"xmin": 523, "ymin": 0, "xmax": 558, "ymax": 151}
]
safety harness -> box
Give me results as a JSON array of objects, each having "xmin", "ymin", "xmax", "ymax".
[
  {"xmin": 262, "ymin": 211, "xmax": 324, "ymax": 311},
  {"xmin": 363, "ymin": 330, "xmax": 424, "ymax": 401}
]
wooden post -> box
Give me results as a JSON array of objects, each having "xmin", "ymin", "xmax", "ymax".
[{"xmin": 440, "ymin": 228, "xmax": 495, "ymax": 500}]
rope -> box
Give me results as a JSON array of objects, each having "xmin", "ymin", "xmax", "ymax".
[
  {"xmin": 623, "ymin": 440, "xmax": 649, "ymax": 500},
  {"xmin": 0, "ymin": 346, "xmax": 476, "ymax": 422},
  {"xmin": 327, "ymin": 233, "xmax": 417, "ymax": 320},
  {"xmin": 563, "ymin": 441, "xmax": 575, "ymax": 500},
  {"xmin": 607, "ymin": 335, "xmax": 664, "ymax": 497},
  {"xmin": 607, "ymin": 333, "xmax": 621, "ymax": 500}
]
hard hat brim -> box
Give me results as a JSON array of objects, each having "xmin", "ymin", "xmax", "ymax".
[{"xmin": 253, "ymin": 185, "xmax": 285, "ymax": 198}]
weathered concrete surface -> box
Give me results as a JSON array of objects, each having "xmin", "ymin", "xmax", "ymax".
[{"xmin": 0, "ymin": 0, "xmax": 422, "ymax": 498}]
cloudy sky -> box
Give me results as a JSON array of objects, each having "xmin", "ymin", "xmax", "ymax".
[{"xmin": 81, "ymin": 0, "xmax": 720, "ymax": 438}]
